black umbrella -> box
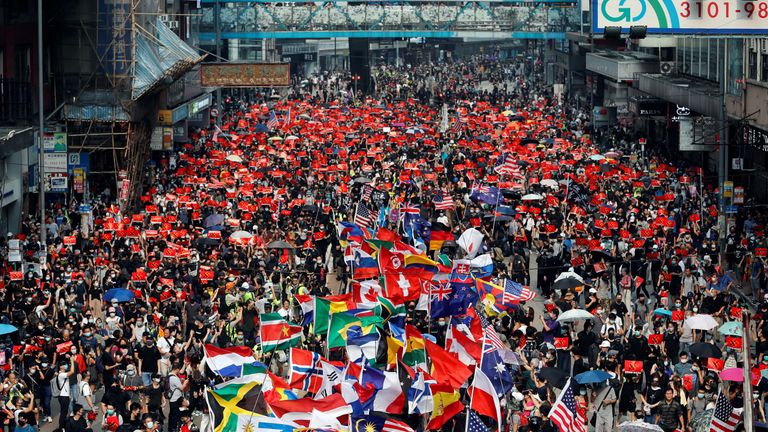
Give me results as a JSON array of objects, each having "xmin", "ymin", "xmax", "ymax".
[
  {"xmin": 591, "ymin": 249, "xmax": 613, "ymax": 261},
  {"xmin": 520, "ymin": 138, "xmax": 538, "ymax": 146},
  {"xmin": 301, "ymin": 204, "xmax": 320, "ymax": 214},
  {"xmin": 267, "ymin": 240, "xmax": 294, "ymax": 249},
  {"xmin": 553, "ymin": 277, "xmax": 584, "ymax": 291},
  {"xmin": 195, "ymin": 238, "xmax": 220, "ymax": 247},
  {"xmin": 689, "ymin": 342, "xmax": 722, "ymax": 359},
  {"xmin": 538, "ymin": 367, "xmax": 569, "ymax": 388}
]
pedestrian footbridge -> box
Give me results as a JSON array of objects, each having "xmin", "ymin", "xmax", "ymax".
[{"xmin": 198, "ymin": 0, "xmax": 580, "ymax": 41}]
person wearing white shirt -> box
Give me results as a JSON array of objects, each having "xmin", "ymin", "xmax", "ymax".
[{"xmin": 53, "ymin": 357, "xmax": 76, "ymax": 430}]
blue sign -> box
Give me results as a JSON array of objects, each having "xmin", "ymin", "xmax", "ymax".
[
  {"xmin": 78, "ymin": 204, "xmax": 92, "ymax": 213},
  {"xmin": 725, "ymin": 205, "xmax": 739, "ymax": 214},
  {"xmin": 67, "ymin": 152, "xmax": 89, "ymax": 175}
]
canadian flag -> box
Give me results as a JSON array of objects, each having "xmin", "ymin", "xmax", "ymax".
[{"xmin": 351, "ymin": 280, "xmax": 384, "ymax": 307}]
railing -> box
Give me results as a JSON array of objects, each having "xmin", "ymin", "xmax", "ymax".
[{"xmin": 0, "ymin": 78, "xmax": 34, "ymax": 124}]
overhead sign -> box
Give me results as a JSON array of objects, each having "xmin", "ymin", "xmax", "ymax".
[
  {"xmin": 200, "ymin": 63, "xmax": 290, "ymax": 87},
  {"xmin": 279, "ymin": 43, "xmax": 318, "ymax": 55},
  {"xmin": 593, "ymin": 0, "xmax": 768, "ymax": 34}
]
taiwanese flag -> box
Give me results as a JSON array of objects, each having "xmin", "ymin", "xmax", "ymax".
[
  {"xmin": 725, "ymin": 336, "xmax": 743, "ymax": 350},
  {"xmin": 648, "ymin": 334, "xmax": 663, "ymax": 345}
]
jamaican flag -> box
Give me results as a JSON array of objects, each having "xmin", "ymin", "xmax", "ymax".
[{"xmin": 206, "ymin": 375, "xmax": 295, "ymax": 432}]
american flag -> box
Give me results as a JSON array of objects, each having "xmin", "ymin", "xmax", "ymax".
[
  {"xmin": 354, "ymin": 202, "xmax": 375, "ymax": 231},
  {"xmin": 433, "ymin": 190, "xmax": 455, "ymax": 210},
  {"xmin": 709, "ymin": 391, "xmax": 742, "ymax": 432},
  {"xmin": 452, "ymin": 113, "xmax": 464, "ymax": 134},
  {"xmin": 503, "ymin": 279, "xmax": 536, "ymax": 302},
  {"xmin": 494, "ymin": 153, "xmax": 522, "ymax": 178},
  {"xmin": 267, "ymin": 111, "xmax": 279, "ymax": 130},
  {"xmin": 477, "ymin": 309, "xmax": 506, "ymax": 353},
  {"xmin": 548, "ymin": 378, "xmax": 587, "ymax": 432},
  {"xmin": 361, "ymin": 184, "xmax": 374, "ymax": 202},
  {"xmin": 383, "ymin": 418, "xmax": 415, "ymax": 432},
  {"xmin": 467, "ymin": 410, "xmax": 490, "ymax": 432}
]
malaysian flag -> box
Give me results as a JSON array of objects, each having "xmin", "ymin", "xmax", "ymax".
[
  {"xmin": 267, "ymin": 111, "xmax": 279, "ymax": 130},
  {"xmin": 354, "ymin": 202, "xmax": 375, "ymax": 231},
  {"xmin": 503, "ymin": 279, "xmax": 536, "ymax": 302},
  {"xmin": 433, "ymin": 190, "xmax": 455, "ymax": 210},
  {"xmin": 494, "ymin": 153, "xmax": 522, "ymax": 178},
  {"xmin": 548, "ymin": 378, "xmax": 587, "ymax": 432},
  {"xmin": 452, "ymin": 113, "xmax": 464, "ymax": 134},
  {"xmin": 361, "ymin": 184, "xmax": 374, "ymax": 202},
  {"xmin": 709, "ymin": 391, "xmax": 742, "ymax": 432}
]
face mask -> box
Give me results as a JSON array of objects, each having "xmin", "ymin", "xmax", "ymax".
[
  {"xmin": 38, "ymin": 325, "xmax": 44, "ymax": 331},
  {"xmin": 146, "ymin": 422, "xmax": 154, "ymax": 429},
  {"xmin": 680, "ymin": 358, "xmax": 688, "ymax": 363},
  {"xmin": 753, "ymin": 393, "xmax": 760, "ymax": 398},
  {"xmin": 697, "ymin": 393, "xmax": 705, "ymax": 399},
  {"xmin": 664, "ymin": 361, "xmax": 670, "ymax": 366},
  {"xmin": 107, "ymin": 410, "xmax": 115, "ymax": 415},
  {"xmin": 127, "ymin": 370, "xmax": 136, "ymax": 376},
  {"xmin": 84, "ymin": 332, "xmax": 92, "ymax": 337},
  {"xmin": 634, "ymin": 331, "xmax": 640, "ymax": 337},
  {"xmin": 41, "ymin": 363, "xmax": 49, "ymax": 368},
  {"xmin": 437, "ymin": 320, "xmax": 446, "ymax": 327},
  {"xmin": 70, "ymin": 349, "xmax": 77, "ymax": 354},
  {"xmin": 110, "ymin": 313, "xmax": 116, "ymax": 317},
  {"xmin": 579, "ymin": 390, "xmax": 587, "ymax": 395},
  {"xmin": 675, "ymin": 303, "xmax": 681, "ymax": 307},
  {"xmin": 137, "ymin": 322, "xmax": 144, "ymax": 327}
]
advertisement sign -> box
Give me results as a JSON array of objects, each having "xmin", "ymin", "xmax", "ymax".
[
  {"xmin": 723, "ymin": 180, "xmax": 734, "ymax": 198},
  {"xmin": 43, "ymin": 153, "xmax": 68, "ymax": 173},
  {"xmin": 678, "ymin": 117, "xmax": 696, "ymax": 151},
  {"xmin": 43, "ymin": 132, "xmax": 67, "ymax": 153},
  {"xmin": 732, "ymin": 158, "xmax": 744, "ymax": 170},
  {"xmin": 73, "ymin": 168, "xmax": 85, "ymax": 194},
  {"xmin": 200, "ymin": 63, "xmax": 290, "ymax": 87},
  {"xmin": 8, "ymin": 239, "xmax": 21, "ymax": 262},
  {"xmin": 97, "ymin": 0, "xmax": 132, "ymax": 76},
  {"xmin": 68, "ymin": 152, "xmax": 89, "ymax": 175},
  {"xmin": 593, "ymin": 0, "xmax": 768, "ymax": 34},
  {"xmin": 734, "ymin": 186, "xmax": 745, "ymax": 204},
  {"xmin": 119, "ymin": 179, "xmax": 130, "ymax": 201},
  {"xmin": 47, "ymin": 173, "xmax": 68, "ymax": 193}
]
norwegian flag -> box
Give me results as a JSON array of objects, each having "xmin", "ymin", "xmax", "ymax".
[
  {"xmin": 354, "ymin": 202, "xmax": 375, "ymax": 231},
  {"xmin": 494, "ymin": 153, "xmax": 522, "ymax": 178},
  {"xmin": 708, "ymin": 391, "xmax": 742, "ymax": 432},
  {"xmin": 267, "ymin": 111, "xmax": 279, "ymax": 130},
  {"xmin": 361, "ymin": 184, "xmax": 374, "ymax": 202},
  {"xmin": 433, "ymin": 190, "xmax": 455, "ymax": 210},
  {"xmin": 502, "ymin": 279, "xmax": 536, "ymax": 302}
]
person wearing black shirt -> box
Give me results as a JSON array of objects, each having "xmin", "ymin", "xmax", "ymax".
[
  {"xmin": 137, "ymin": 339, "xmax": 161, "ymax": 387},
  {"xmin": 66, "ymin": 404, "xmax": 89, "ymax": 432},
  {"xmin": 145, "ymin": 376, "xmax": 166, "ymax": 425}
]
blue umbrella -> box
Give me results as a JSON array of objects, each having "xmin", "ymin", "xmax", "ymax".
[
  {"xmin": 575, "ymin": 370, "xmax": 611, "ymax": 384},
  {"xmin": 654, "ymin": 308, "xmax": 672, "ymax": 317},
  {"xmin": 103, "ymin": 288, "xmax": 135, "ymax": 303},
  {"xmin": 0, "ymin": 324, "xmax": 18, "ymax": 336}
]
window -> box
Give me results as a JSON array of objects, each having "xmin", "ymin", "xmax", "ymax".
[
  {"xmin": 762, "ymin": 53, "xmax": 768, "ymax": 82},
  {"xmin": 749, "ymin": 49, "xmax": 758, "ymax": 80}
]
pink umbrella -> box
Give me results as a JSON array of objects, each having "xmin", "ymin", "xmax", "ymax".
[{"xmin": 720, "ymin": 367, "xmax": 757, "ymax": 382}]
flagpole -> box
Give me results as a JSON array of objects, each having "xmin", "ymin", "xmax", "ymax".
[
  {"xmin": 743, "ymin": 310, "xmax": 754, "ymax": 432},
  {"xmin": 465, "ymin": 332, "xmax": 486, "ymax": 432}
]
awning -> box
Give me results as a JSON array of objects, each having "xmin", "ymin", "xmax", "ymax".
[
  {"xmin": 62, "ymin": 90, "xmax": 131, "ymax": 122},
  {"xmin": 586, "ymin": 52, "xmax": 658, "ymax": 82},
  {"xmin": 0, "ymin": 127, "xmax": 34, "ymax": 159},
  {"xmin": 638, "ymin": 73, "xmax": 721, "ymax": 118},
  {"xmin": 132, "ymin": 18, "xmax": 205, "ymax": 100}
]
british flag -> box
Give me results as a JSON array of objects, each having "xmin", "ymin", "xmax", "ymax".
[{"xmin": 433, "ymin": 190, "xmax": 455, "ymax": 210}]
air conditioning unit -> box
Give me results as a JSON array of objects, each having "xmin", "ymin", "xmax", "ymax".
[{"xmin": 660, "ymin": 61, "xmax": 676, "ymax": 75}]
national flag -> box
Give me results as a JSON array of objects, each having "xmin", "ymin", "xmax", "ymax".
[
  {"xmin": 433, "ymin": 189, "xmax": 455, "ymax": 210},
  {"xmin": 314, "ymin": 361, "xmax": 344, "ymax": 399},
  {"xmin": 361, "ymin": 184, "xmax": 374, "ymax": 202},
  {"xmin": 345, "ymin": 325, "xmax": 381, "ymax": 366},
  {"xmin": 548, "ymin": 378, "xmax": 587, "ymax": 432},
  {"xmin": 206, "ymin": 376, "xmax": 278, "ymax": 432},
  {"xmin": 294, "ymin": 294, "xmax": 315, "ymax": 327},
  {"xmin": 328, "ymin": 313, "xmax": 383, "ymax": 348},
  {"xmin": 467, "ymin": 410, "xmax": 491, "ymax": 432},
  {"xmin": 457, "ymin": 228, "xmax": 484, "ymax": 259},
  {"xmin": 203, "ymin": 345, "xmax": 266, "ymax": 377},
  {"xmin": 337, "ymin": 221, "xmax": 370, "ymax": 245},
  {"xmin": 469, "ymin": 368, "xmax": 502, "ymax": 426},
  {"xmin": 267, "ymin": 111, "xmax": 279, "ymax": 129},
  {"xmin": 446, "ymin": 324, "xmax": 482, "ymax": 365},
  {"xmin": 267, "ymin": 393, "xmax": 353, "ymax": 427},
  {"xmin": 469, "ymin": 253, "xmax": 494, "ymax": 278},
  {"xmin": 429, "ymin": 230, "xmax": 455, "ymax": 251},
  {"xmin": 354, "ymin": 202, "xmax": 375, "ymax": 231},
  {"xmin": 449, "ymin": 277, "xmax": 479, "ymax": 317},
  {"xmin": 351, "ymin": 280, "xmax": 384, "ymax": 307},
  {"xmin": 480, "ymin": 340, "xmax": 514, "ymax": 396},
  {"xmin": 404, "ymin": 253, "xmax": 441, "ymax": 274},
  {"xmin": 383, "ymin": 269, "xmax": 423, "ymax": 302},
  {"xmin": 471, "ymin": 185, "xmax": 501, "ymax": 206},
  {"xmin": 379, "ymin": 246, "xmax": 405, "ymax": 273},
  {"xmin": 378, "ymin": 295, "xmax": 406, "ymax": 328},
  {"xmin": 372, "ymin": 369, "xmax": 406, "ymax": 414},
  {"xmin": 352, "ymin": 248, "xmax": 380, "ymax": 280},
  {"xmin": 407, "ymin": 371, "xmax": 434, "ymax": 415},
  {"xmin": 451, "ymin": 112, "xmax": 464, "ymax": 134},
  {"xmin": 351, "ymin": 415, "xmax": 415, "ymax": 432},
  {"xmin": 425, "ymin": 339, "xmax": 472, "ymax": 389},
  {"xmin": 427, "ymin": 383, "xmax": 464, "ymax": 430},
  {"xmin": 708, "ymin": 391, "xmax": 742, "ymax": 432},
  {"xmin": 259, "ymin": 313, "xmax": 302, "ymax": 352},
  {"xmin": 402, "ymin": 324, "xmax": 427, "ymax": 370},
  {"xmin": 289, "ymin": 348, "xmax": 325, "ymax": 394},
  {"xmin": 494, "ymin": 153, "xmax": 522, "ymax": 178},
  {"xmin": 429, "ymin": 279, "xmax": 453, "ymax": 319},
  {"xmin": 282, "ymin": 106, "xmax": 291, "ymax": 127},
  {"xmin": 503, "ymin": 279, "xmax": 536, "ymax": 302},
  {"xmin": 313, "ymin": 294, "xmax": 357, "ymax": 334}
]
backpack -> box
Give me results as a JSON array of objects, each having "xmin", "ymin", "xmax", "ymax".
[{"xmin": 51, "ymin": 374, "xmax": 66, "ymax": 398}]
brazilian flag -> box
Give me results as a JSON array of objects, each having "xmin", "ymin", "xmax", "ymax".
[{"xmin": 327, "ymin": 313, "xmax": 383, "ymax": 348}]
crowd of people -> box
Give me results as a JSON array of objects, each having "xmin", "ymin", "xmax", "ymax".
[{"xmin": 0, "ymin": 54, "xmax": 766, "ymax": 432}]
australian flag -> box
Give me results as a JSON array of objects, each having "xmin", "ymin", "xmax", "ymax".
[{"xmin": 471, "ymin": 186, "xmax": 501, "ymax": 206}]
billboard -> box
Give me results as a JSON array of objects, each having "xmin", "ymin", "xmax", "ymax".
[
  {"xmin": 200, "ymin": 63, "xmax": 290, "ymax": 87},
  {"xmin": 97, "ymin": 0, "xmax": 133, "ymax": 76},
  {"xmin": 593, "ymin": 0, "xmax": 768, "ymax": 34}
]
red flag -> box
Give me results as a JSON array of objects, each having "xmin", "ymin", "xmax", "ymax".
[
  {"xmin": 671, "ymin": 310, "xmax": 684, "ymax": 322},
  {"xmin": 554, "ymin": 337, "xmax": 569, "ymax": 349},
  {"xmin": 131, "ymin": 269, "xmax": 147, "ymax": 282},
  {"xmin": 624, "ymin": 360, "xmax": 643, "ymax": 374},
  {"xmin": 707, "ymin": 358, "xmax": 724, "ymax": 372},
  {"xmin": 725, "ymin": 336, "xmax": 743, "ymax": 350},
  {"xmin": 200, "ymin": 267, "xmax": 215, "ymax": 282},
  {"xmin": 756, "ymin": 248, "xmax": 767, "ymax": 257},
  {"xmin": 730, "ymin": 307, "xmax": 743, "ymax": 319},
  {"xmin": 9, "ymin": 271, "xmax": 22, "ymax": 281},
  {"xmin": 648, "ymin": 334, "xmax": 663, "ymax": 345},
  {"xmin": 425, "ymin": 339, "xmax": 472, "ymax": 390},
  {"xmin": 56, "ymin": 341, "xmax": 73, "ymax": 354},
  {"xmin": 63, "ymin": 236, "xmax": 77, "ymax": 246}
]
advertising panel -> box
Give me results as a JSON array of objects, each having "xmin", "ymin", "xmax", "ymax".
[{"xmin": 200, "ymin": 63, "xmax": 290, "ymax": 87}]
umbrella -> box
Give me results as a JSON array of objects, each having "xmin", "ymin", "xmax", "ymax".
[
  {"xmin": 285, "ymin": 135, "xmax": 299, "ymax": 141},
  {"xmin": 267, "ymin": 240, "xmax": 294, "ymax": 249},
  {"xmin": 353, "ymin": 176, "xmax": 372, "ymax": 184},
  {"xmin": 618, "ymin": 420, "xmax": 664, "ymax": 432},
  {"xmin": 589, "ymin": 154, "xmax": 606, "ymax": 161},
  {"xmin": 689, "ymin": 342, "xmax": 722, "ymax": 358},
  {"xmin": 719, "ymin": 367, "xmax": 754, "ymax": 382},
  {"xmin": 483, "ymin": 214, "xmax": 513, "ymax": 222},
  {"xmin": 0, "ymin": 324, "xmax": 18, "ymax": 335},
  {"xmin": 103, "ymin": 288, "xmax": 135, "ymax": 303},
  {"xmin": 205, "ymin": 213, "xmax": 225, "ymax": 228},
  {"xmin": 690, "ymin": 409, "xmax": 714, "ymax": 432},
  {"xmin": 226, "ymin": 154, "xmax": 243, "ymax": 163},
  {"xmin": 718, "ymin": 321, "xmax": 743, "ymax": 336},
  {"xmin": 553, "ymin": 277, "xmax": 584, "ymax": 291},
  {"xmin": 653, "ymin": 308, "xmax": 673, "ymax": 317},
  {"xmin": 575, "ymin": 370, "xmax": 612, "ymax": 384},
  {"xmin": 557, "ymin": 309, "xmax": 595, "ymax": 323},
  {"xmin": 267, "ymin": 136, "xmax": 283, "ymax": 141},
  {"xmin": 230, "ymin": 230, "xmax": 252, "ymax": 239},
  {"xmin": 538, "ymin": 367, "xmax": 569, "ymax": 388},
  {"xmin": 591, "ymin": 249, "xmax": 613, "ymax": 261},
  {"xmin": 604, "ymin": 151, "xmax": 621, "ymax": 158},
  {"xmin": 555, "ymin": 271, "xmax": 584, "ymax": 283},
  {"xmin": 684, "ymin": 314, "xmax": 719, "ymax": 331},
  {"xmin": 253, "ymin": 124, "xmax": 269, "ymax": 133},
  {"xmin": 301, "ymin": 204, "xmax": 320, "ymax": 214},
  {"xmin": 521, "ymin": 193, "xmax": 543, "ymax": 201},
  {"xmin": 540, "ymin": 179, "xmax": 559, "ymax": 189},
  {"xmin": 196, "ymin": 238, "xmax": 220, "ymax": 247}
]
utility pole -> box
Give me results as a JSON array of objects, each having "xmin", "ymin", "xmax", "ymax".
[
  {"xmin": 37, "ymin": 0, "xmax": 46, "ymax": 249},
  {"xmin": 743, "ymin": 310, "xmax": 754, "ymax": 432},
  {"xmin": 717, "ymin": 38, "xmax": 729, "ymax": 266},
  {"xmin": 214, "ymin": 0, "xmax": 222, "ymax": 126}
]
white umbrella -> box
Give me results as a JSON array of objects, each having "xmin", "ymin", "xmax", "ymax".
[
  {"xmin": 226, "ymin": 154, "xmax": 243, "ymax": 163},
  {"xmin": 555, "ymin": 271, "xmax": 584, "ymax": 283},
  {"xmin": 557, "ymin": 309, "xmax": 595, "ymax": 323},
  {"xmin": 230, "ymin": 230, "xmax": 252, "ymax": 239},
  {"xmin": 589, "ymin": 154, "xmax": 605, "ymax": 161},
  {"xmin": 521, "ymin": 193, "xmax": 543, "ymax": 201},
  {"xmin": 684, "ymin": 314, "xmax": 719, "ymax": 331},
  {"xmin": 285, "ymin": 135, "xmax": 299, "ymax": 141},
  {"xmin": 540, "ymin": 179, "xmax": 559, "ymax": 189},
  {"xmin": 618, "ymin": 420, "xmax": 664, "ymax": 432}
]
